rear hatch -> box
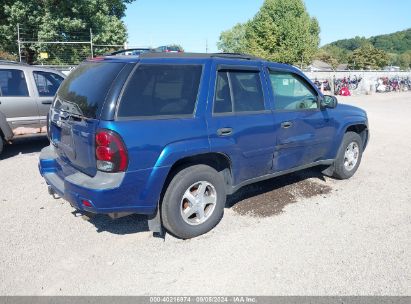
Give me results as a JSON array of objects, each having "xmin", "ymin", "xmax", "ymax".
[{"xmin": 49, "ymin": 61, "xmax": 127, "ymax": 176}]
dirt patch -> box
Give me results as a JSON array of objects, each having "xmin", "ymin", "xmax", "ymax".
[{"xmin": 227, "ymin": 170, "xmax": 332, "ymax": 217}]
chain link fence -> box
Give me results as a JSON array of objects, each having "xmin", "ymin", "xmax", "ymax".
[{"xmin": 17, "ymin": 24, "xmax": 124, "ymax": 67}]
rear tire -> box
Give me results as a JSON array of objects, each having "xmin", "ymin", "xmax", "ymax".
[
  {"xmin": 332, "ymin": 132, "xmax": 363, "ymax": 179},
  {"xmin": 161, "ymin": 165, "xmax": 226, "ymax": 239}
]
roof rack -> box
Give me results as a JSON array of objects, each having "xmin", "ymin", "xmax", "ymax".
[{"xmin": 137, "ymin": 52, "xmax": 262, "ymax": 60}]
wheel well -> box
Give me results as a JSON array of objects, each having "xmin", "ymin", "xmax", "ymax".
[
  {"xmin": 161, "ymin": 153, "xmax": 233, "ymax": 198},
  {"xmin": 346, "ymin": 124, "xmax": 368, "ymax": 148}
]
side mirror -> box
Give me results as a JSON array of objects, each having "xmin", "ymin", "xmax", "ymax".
[{"xmin": 320, "ymin": 95, "xmax": 338, "ymax": 109}]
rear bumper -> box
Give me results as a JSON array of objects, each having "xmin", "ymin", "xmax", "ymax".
[{"xmin": 39, "ymin": 145, "xmax": 165, "ymax": 215}]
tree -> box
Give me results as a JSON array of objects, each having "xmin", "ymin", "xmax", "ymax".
[
  {"xmin": 0, "ymin": 0, "xmax": 135, "ymax": 64},
  {"xmin": 217, "ymin": 23, "xmax": 248, "ymax": 53},
  {"xmin": 328, "ymin": 36, "xmax": 368, "ymax": 51},
  {"xmin": 169, "ymin": 44, "xmax": 185, "ymax": 52},
  {"xmin": 398, "ymin": 51, "xmax": 411, "ymax": 69},
  {"xmin": 327, "ymin": 29, "xmax": 411, "ymax": 55},
  {"xmin": 314, "ymin": 49, "xmax": 339, "ymax": 69},
  {"xmin": 0, "ymin": 50, "xmax": 17, "ymax": 61},
  {"xmin": 321, "ymin": 45, "xmax": 351, "ymax": 64},
  {"xmin": 348, "ymin": 44, "xmax": 389, "ymax": 70},
  {"xmin": 217, "ymin": 0, "xmax": 320, "ymax": 65}
]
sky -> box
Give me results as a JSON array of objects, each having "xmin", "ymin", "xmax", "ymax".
[{"xmin": 123, "ymin": 0, "xmax": 411, "ymax": 52}]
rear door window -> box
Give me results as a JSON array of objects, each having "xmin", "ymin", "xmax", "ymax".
[
  {"xmin": 213, "ymin": 70, "xmax": 265, "ymax": 114},
  {"xmin": 117, "ymin": 64, "xmax": 202, "ymax": 118},
  {"xmin": 56, "ymin": 62, "xmax": 126, "ymax": 118},
  {"xmin": 0, "ymin": 69, "xmax": 29, "ymax": 97},
  {"xmin": 33, "ymin": 71, "xmax": 64, "ymax": 97}
]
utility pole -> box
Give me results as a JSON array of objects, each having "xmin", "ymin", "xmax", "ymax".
[
  {"xmin": 17, "ymin": 23, "xmax": 22, "ymax": 62},
  {"xmin": 206, "ymin": 39, "xmax": 208, "ymax": 53},
  {"xmin": 90, "ymin": 28, "xmax": 94, "ymax": 58},
  {"xmin": 301, "ymin": 54, "xmax": 304, "ymax": 70}
]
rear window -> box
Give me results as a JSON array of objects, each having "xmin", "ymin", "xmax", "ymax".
[
  {"xmin": 117, "ymin": 64, "xmax": 202, "ymax": 118},
  {"xmin": 57, "ymin": 62, "xmax": 125, "ymax": 118}
]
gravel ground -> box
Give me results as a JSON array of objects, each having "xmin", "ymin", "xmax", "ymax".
[{"xmin": 0, "ymin": 92, "xmax": 410, "ymax": 295}]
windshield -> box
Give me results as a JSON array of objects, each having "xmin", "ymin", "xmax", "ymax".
[{"xmin": 56, "ymin": 62, "xmax": 126, "ymax": 118}]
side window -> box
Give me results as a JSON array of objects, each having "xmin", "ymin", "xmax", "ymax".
[
  {"xmin": 214, "ymin": 70, "xmax": 265, "ymax": 114},
  {"xmin": 0, "ymin": 69, "xmax": 29, "ymax": 97},
  {"xmin": 118, "ymin": 65, "xmax": 202, "ymax": 118},
  {"xmin": 214, "ymin": 71, "xmax": 232, "ymax": 113},
  {"xmin": 269, "ymin": 71, "xmax": 318, "ymax": 111},
  {"xmin": 33, "ymin": 71, "xmax": 64, "ymax": 97}
]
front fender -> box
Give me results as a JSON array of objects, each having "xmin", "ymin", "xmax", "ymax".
[{"xmin": 331, "ymin": 116, "xmax": 368, "ymax": 158}]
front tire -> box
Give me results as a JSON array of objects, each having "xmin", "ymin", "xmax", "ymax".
[
  {"xmin": 332, "ymin": 132, "xmax": 363, "ymax": 179},
  {"xmin": 161, "ymin": 165, "xmax": 226, "ymax": 239}
]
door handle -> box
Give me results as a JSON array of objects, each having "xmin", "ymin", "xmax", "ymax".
[
  {"xmin": 281, "ymin": 121, "xmax": 293, "ymax": 129},
  {"xmin": 217, "ymin": 127, "xmax": 233, "ymax": 136},
  {"xmin": 41, "ymin": 100, "xmax": 53, "ymax": 105}
]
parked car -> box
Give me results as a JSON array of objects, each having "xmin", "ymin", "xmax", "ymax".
[
  {"xmin": 155, "ymin": 45, "xmax": 184, "ymax": 53},
  {"xmin": 0, "ymin": 61, "xmax": 65, "ymax": 155},
  {"xmin": 38, "ymin": 53, "xmax": 369, "ymax": 239},
  {"xmin": 110, "ymin": 48, "xmax": 154, "ymax": 56}
]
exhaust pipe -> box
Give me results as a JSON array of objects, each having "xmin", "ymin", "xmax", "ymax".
[
  {"xmin": 47, "ymin": 185, "xmax": 60, "ymax": 199},
  {"xmin": 47, "ymin": 185, "xmax": 55, "ymax": 195},
  {"xmin": 108, "ymin": 212, "xmax": 134, "ymax": 219}
]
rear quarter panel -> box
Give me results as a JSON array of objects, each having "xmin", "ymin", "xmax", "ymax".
[{"xmin": 96, "ymin": 60, "xmax": 212, "ymax": 207}]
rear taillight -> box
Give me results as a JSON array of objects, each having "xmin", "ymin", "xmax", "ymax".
[{"xmin": 95, "ymin": 129, "xmax": 128, "ymax": 172}]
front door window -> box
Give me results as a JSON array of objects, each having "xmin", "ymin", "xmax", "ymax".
[{"xmin": 269, "ymin": 71, "xmax": 318, "ymax": 111}]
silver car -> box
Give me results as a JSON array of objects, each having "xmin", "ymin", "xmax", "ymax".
[{"xmin": 0, "ymin": 61, "xmax": 65, "ymax": 155}]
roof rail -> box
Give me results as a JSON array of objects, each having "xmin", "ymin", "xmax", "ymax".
[{"xmin": 0, "ymin": 60, "xmax": 27, "ymax": 65}]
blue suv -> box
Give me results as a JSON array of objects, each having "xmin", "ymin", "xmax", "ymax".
[{"xmin": 39, "ymin": 53, "xmax": 369, "ymax": 239}]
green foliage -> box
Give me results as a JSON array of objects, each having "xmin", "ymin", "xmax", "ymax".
[
  {"xmin": 348, "ymin": 44, "xmax": 389, "ymax": 69},
  {"xmin": 328, "ymin": 29, "xmax": 411, "ymax": 54},
  {"xmin": 327, "ymin": 36, "xmax": 369, "ymax": 51},
  {"xmin": 0, "ymin": 50, "xmax": 17, "ymax": 61},
  {"xmin": 369, "ymin": 29, "xmax": 411, "ymax": 54},
  {"xmin": 217, "ymin": 0, "xmax": 320, "ymax": 65},
  {"xmin": 217, "ymin": 23, "xmax": 247, "ymax": 53},
  {"xmin": 169, "ymin": 44, "xmax": 185, "ymax": 52},
  {"xmin": 398, "ymin": 51, "xmax": 411, "ymax": 69},
  {"xmin": 0, "ymin": 0, "xmax": 134, "ymax": 64},
  {"xmin": 318, "ymin": 28, "xmax": 411, "ymax": 70},
  {"xmin": 314, "ymin": 49, "xmax": 339, "ymax": 69},
  {"xmin": 319, "ymin": 45, "xmax": 351, "ymax": 64}
]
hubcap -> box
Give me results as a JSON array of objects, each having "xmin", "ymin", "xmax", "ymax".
[
  {"xmin": 180, "ymin": 181, "xmax": 217, "ymax": 226},
  {"xmin": 344, "ymin": 142, "xmax": 359, "ymax": 171}
]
